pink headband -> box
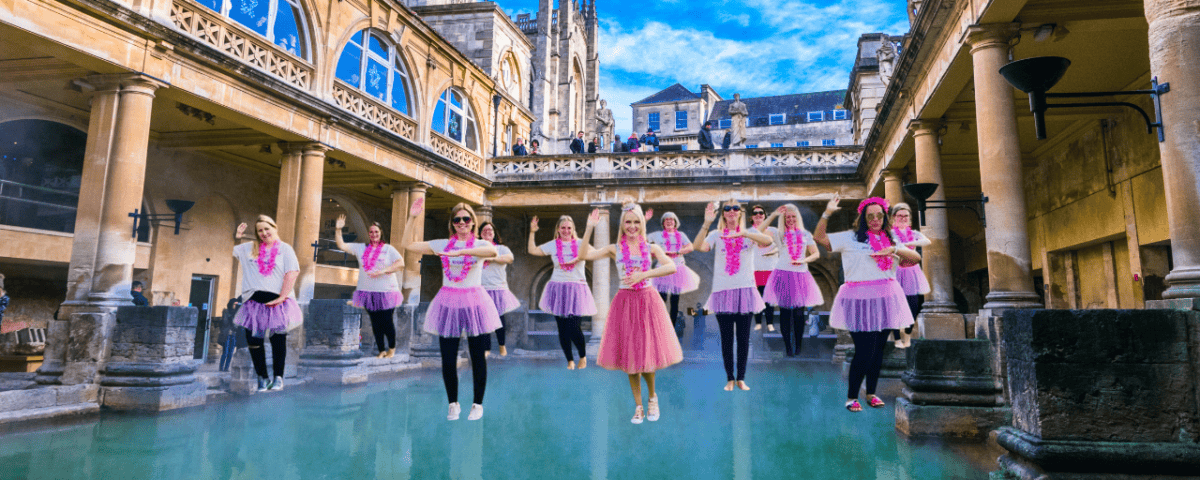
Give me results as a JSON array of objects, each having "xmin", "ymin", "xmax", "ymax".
[{"xmin": 857, "ymin": 197, "xmax": 890, "ymax": 215}]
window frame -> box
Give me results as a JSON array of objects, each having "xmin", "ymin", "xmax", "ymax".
[
  {"xmin": 648, "ymin": 112, "xmax": 661, "ymax": 132},
  {"xmin": 770, "ymin": 142, "xmax": 783, "ymax": 148},
  {"xmin": 769, "ymin": 114, "xmax": 786, "ymax": 125},
  {"xmin": 719, "ymin": 118, "xmax": 731, "ymax": 129},
  {"xmin": 202, "ymin": 0, "xmax": 310, "ymax": 60},
  {"xmin": 833, "ymin": 109, "xmax": 848, "ymax": 120},
  {"xmin": 798, "ymin": 140, "xmax": 810, "ymax": 147},
  {"xmin": 675, "ymin": 110, "xmax": 688, "ymax": 130},
  {"xmin": 822, "ymin": 139, "xmax": 836, "ymax": 146},
  {"xmin": 432, "ymin": 88, "xmax": 480, "ymax": 153},
  {"xmin": 746, "ymin": 144, "xmax": 759, "ymax": 149},
  {"xmin": 335, "ymin": 29, "xmax": 413, "ymax": 117}
]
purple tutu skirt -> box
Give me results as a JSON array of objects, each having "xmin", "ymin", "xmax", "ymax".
[
  {"xmin": 352, "ymin": 290, "xmax": 403, "ymax": 311},
  {"xmin": 653, "ymin": 263, "xmax": 701, "ymax": 295},
  {"xmin": 896, "ymin": 265, "xmax": 931, "ymax": 296},
  {"xmin": 762, "ymin": 270, "xmax": 825, "ymax": 308},
  {"xmin": 235, "ymin": 298, "xmax": 303, "ymax": 337},
  {"xmin": 705, "ymin": 286, "xmax": 766, "ymax": 314},
  {"xmin": 829, "ymin": 278, "xmax": 914, "ymax": 332},
  {"xmin": 423, "ymin": 286, "xmax": 503, "ymax": 337},
  {"xmin": 538, "ymin": 281, "xmax": 597, "ymax": 317},
  {"xmin": 486, "ymin": 288, "xmax": 521, "ymax": 314},
  {"xmin": 598, "ymin": 288, "xmax": 683, "ymax": 374}
]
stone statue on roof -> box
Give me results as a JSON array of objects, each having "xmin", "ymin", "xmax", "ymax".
[
  {"xmin": 877, "ymin": 35, "xmax": 898, "ymax": 85},
  {"xmin": 595, "ymin": 99, "xmax": 615, "ymax": 147},
  {"xmin": 728, "ymin": 93, "xmax": 749, "ymax": 147}
]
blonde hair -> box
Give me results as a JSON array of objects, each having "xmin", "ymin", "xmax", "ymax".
[
  {"xmin": 890, "ymin": 202, "xmax": 913, "ymax": 217},
  {"xmin": 618, "ymin": 200, "xmax": 648, "ymax": 245},
  {"xmin": 719, "ymin": 199, "xmax": 746, "ymax": 232},
  {"xmin": 775, "ymin": 203, "xmax": 809, "ymax": 234},
  {"xmin": 555, "ymin": 215, "xmax": 578, "ymax": 240},
  {"xmin": 447, "ymin": 203, "xmax": 479, "ymax": 237},
  {"xmin": 250, "ymin": 215, "xmax": 279, "ymax": 258}
]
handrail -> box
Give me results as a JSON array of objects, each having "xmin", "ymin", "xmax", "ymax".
[{"xmin": 0, "ymin": 179, "xmax": 79, "ymax": 197}]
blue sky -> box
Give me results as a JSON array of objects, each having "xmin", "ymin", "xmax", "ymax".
[{"xmin": 501, "ymin": 0, "xmax": 909, "ymax": 137}]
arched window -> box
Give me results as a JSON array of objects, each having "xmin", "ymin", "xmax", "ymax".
[
  {"xmin": 499, "ymin": 55, "xmax": 520, "ymax": 101},
  {"xmin": 196, "ymin": 0, "xmax": 308, "ymax": 59},
  {"xmin": 0, "ymin": 120, "xmax": 85, "ymax": 234},
  {"xmin": 431, "ymin": 89, "xmax": 478, "ymax": 152},
  {"xmin": 335, "ymin": 29, "xmax": 411, "ymax": 115}
]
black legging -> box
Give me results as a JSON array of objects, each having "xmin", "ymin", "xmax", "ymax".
[
  {"xmin": 716, "ymin": 313, "xmax": 752, "ymax": 381},
  {"xmin": 847, "ymin": 331, "xmax": 890, "ymax": 398},
  {"xmin": 555, "ymin": 315, "xmax": 587, "ymax": 361},
  {"xmin": 439, "ymin": 335, "xmax": 489, "ymax": 405},
  {"xmin": 245, "ymin": 331, "xmax": 287, "ymax": 379},
  {"xmin": 366, "ymin": 308, "xmax": 396, "ymax": 353},
  {"xmin": 777, "ymin": 307, "xmax": 805, "ymax": 356},
  {"xmin": 754, "ymin": 285, "xmax": 775, "ymax": 328},
  {"xmin": 893, "ymin": 295, "xmax": 920, "ymax": 341},
  {"xmin": 659, "ymin": 292, "xmax": 681, "ymax": 329},
  {"xmin": 484, "ymin": 314, "xmax": 508, "ymax": 351}
]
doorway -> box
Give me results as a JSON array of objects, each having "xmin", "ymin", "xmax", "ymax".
[{"xmin": 190, "ymin": 275, "xmax": 217, "ymax": 361}]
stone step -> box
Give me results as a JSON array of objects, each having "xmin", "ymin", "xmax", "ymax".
[{"xmin": 0, "ymin": 403, "xmax": 99, "ymax": 426}]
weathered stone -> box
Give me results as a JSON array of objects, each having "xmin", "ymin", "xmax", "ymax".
[
  {"xmin": 1145, "ymin": 297, "xmax": 1200, "ymax": 311},
  {"xmin": 917, "ymin": 312, "xmax": 967, "ymax": 339},
  {"xmin": 99, "ymin": 306, "xmax": 205, "ymax": 411},
  {"xmin": 300, "ymin": 300, "xmax": 366, "ymax": 384},
  {"xmin": 895, "ymin": 339, "xmax": 1009, "ymax": 440}
]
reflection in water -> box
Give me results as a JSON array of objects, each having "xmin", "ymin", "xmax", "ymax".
[
  {"xmin": 590, "ymin": 388, "xmax": 608, "ymax": 480},
  {"xmin": 733, "ymin": 393, "xmax": 752, "ymax": 480},
  {"xmin": 449, "ymin": 417, "xmax": 483, "ymax": 480}
]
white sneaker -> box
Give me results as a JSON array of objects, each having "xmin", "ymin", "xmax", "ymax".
[
  {"xmin": 647, "ymin": 396, "xmax": 660, "ymax": 422},
  {"xmin": 269, "ymin": 376, "xmax": 284, "ymax": 391},
  {"xmin": 467, "ymin": 404, "xmax": 484, "ymax": 421},
  {"xmin": 447, "ymin": 402, "xmax": 461, "ymax": 421},
  {"xmin": 631, "ymin": 405, "xmax": 644, "ymax": 424},
  {"xmin": 256, "ymin": 377, "xmax": 270, "ymax": 392}
]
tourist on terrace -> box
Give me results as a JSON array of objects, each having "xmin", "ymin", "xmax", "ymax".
[
  {"xmin": 694, "ymin": 200, "xmax": 773, "ymax": 391},
  {"xmin": 528, "ymin": 213, "xmax": 597, "ymax": 370},
  {"xmin": 750, "ymin": 204, "xmax": 779, "ymax": 331},
  {"xmin": 233, "ymin": 215, "xmax": 303, "ymax": 392},
  {"xmin": 131, "ymin": 281, "xmax": 149, "ymax": 306},
  {"xmin": 761, "ymin": 204, "xmax": 824, "ymax": 357},
  {"xmin": 334, "ymin": 214, "xmax": 404, "ymax": 359},
  {"xmin": 814, "ymin": 195, "xmax": 917, "ymax": 412},
  {"xmin": 698, "ymin": 121, "xmax": 715, "ymax": 150},
  {"xmin": 579, "ymin": 201, "xmax": 683, "ymax": 424},
  {"xmin": 513, "ymin": 137, "xmax": 528, "ymax": 156},
  {"xmin": 640, "ymin": 128, "xmax": 660, "ymax": 152},
  {"xmin": 647, "ymin": 211, "xmax": 700, "ymax": 332},
  {"xmin": 890, "ymin": 203, "xmax": 930, "ymax": 349},
  {"xmin": 626, "ymin": 133, "xmax": 641, "ymax": 153},
  {"xmin": 722, "ymin": 130, "xmax": 732, "ymax": 150},
  {"xmin": 405, "ymin": 199, "xmax": 500, "ymax": 421},
  {"xmin": 570, "ymin": 131, "xmax": 586, "ymax": 154},
  {"xmin": 478, "ymin": 221, "xmax": 519, "ymax": 357},
  {"xmin": 529, "ymin": 139, "xmax": 540, "ymax": 155},
  {"xmin": 588, "ymin": 136, "xmax": 601, "ymax": 153}
]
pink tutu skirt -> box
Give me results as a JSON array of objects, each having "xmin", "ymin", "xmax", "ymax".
[
  {"xmin": 486, "ymin": 288, "xmax": 521, "ymax": 314},
  {"xmin": 705, "ymin": 286, "xmax": 766, "ymax": 314},
  {"xmin": 235, "ymin": 298, "xmax": 303, "ymax": 337},
  {"xmin": 352, "ymin": 290, "xmax": 403, "ymax": 311},
  {"xmin": 829, "ymin": 278, "xmax": 914, "ymax": 332},
  {"xmin": 762, "ymin": 270, "xmax": 825, "ymax": 308},
  {"xmin": 538, "ymin": 281, "xmax": 597, "ymax": 317},
  {"xmin": 597, "ymin": 288, "xmax": 683, "ymax": 373},
  {"xmin": 653, "ymin": 262, "xmax": 701, "ymax": 295},
  {"xmin": 423, "ymin": 286, "xmax": 503, "ymax": 337},
  {"xmin": 896, "ymin": 265, "xmax": 931, "ymax": 296}
]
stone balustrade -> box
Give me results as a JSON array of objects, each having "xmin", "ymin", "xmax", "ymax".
[{"xmin": 332, "ymin": 81, "xmax": 418, "ymax": 142}]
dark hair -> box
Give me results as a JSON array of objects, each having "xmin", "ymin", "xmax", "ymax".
[
  {"xmin": 750, "ymin": 204, "xmax": 766, "ymax": 214},
  {"xmin": 478, "ymin": 221, "xmax": 502, "ymax": 245},
  {"xmin": 132, "ymin": 281, "xmax": 144, "ymax": 289},
  {"xmin": 853, "ymin": 203, "xmax": 897, "ymax": 244},
  {"xmin": 531, "ymin": 139, "xmax": 540, "ymax": 146},
  {"xmin": 367, "ymin": 221, "xmax": 387, "ymax": 244}
]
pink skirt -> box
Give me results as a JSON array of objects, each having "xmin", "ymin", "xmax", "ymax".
[
  {"xmin": 235, "ymin": 298, "xmax": 303, "ymax": 337},
  {"xmin": 705, "ymin": 286, "xmax": 766, "ymax": 314},
  {"xmin": 653, "ymin": 263, "xmax": 701, "ymax": 295},
  {"xmin": 538, "ymin": 281, "xmax": 597, "ymax": 317},
  {"xmin": 486, "ymin": 288, "xmax": 521, "ymax": 314},
  {"xmin": 423, "ymin": 286, "xmax": 503, "ymax": 337},
  {"xmin": 762, "ymin": 270, "xmax": 825, "ymax": 308},
  {"xmin": 829, "ymin": 279, "xmax": 914, "ymax": 332},
  {"xmin": 352, "ymin": 290, "xmax": 403, "ymax": 311},
  {"xmin": 597, "ymin": 288, "xmax": 684, "ymax": 373},
  {"xmin": 896, "ymin": 265, "xmax": 931, "ymax": 296}
]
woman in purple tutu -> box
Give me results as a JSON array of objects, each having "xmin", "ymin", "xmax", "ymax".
[
  {"xmin": 750, "ymin": 205, "xmax": 779, "ymax": 332},
  {"xmin": 761, "ymin": 204, "xmax": 824, "ymax": 357},
  {"xmin": 579, "ymin": 202, "xmax": 683, "ymax": 424},
  {"xmin": 891, "ymin": 203, "xmax": 930, "ymax": 349},
  {"xmin": 334, "ymin": 214, "xmax": 404, "ymax": 359},
  {"xmin": 479, "ymin": 221, "xmax": 519, "ymax": 357},
  {"xmin": 233, "ymin": 215, "xmax": 303, "ymax": 392},
  {"xmin": 404, "ymin": 199, "xmax": 501, "ymax": 421},
  {"xmin": 647, "ymin": 211, "xmax": 700, "ymax": 328},
  {"xmin": 814, "ymin": 194, "xmax": 919, "ymax": 412},
  {"xmin": 528, "ymin": 214, "xmax": 597, "ymax": 370},
  {"xmin": 694, "ymin": 200, "xmax": 774, "ymax": 391}
]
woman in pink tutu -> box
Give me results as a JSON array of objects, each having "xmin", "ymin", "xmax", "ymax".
[
  {"xmin": 761, "ymin": 204, "xmax": 824, "ymax": 357},
  {"xmin": 647, "ymin": 211, "xmax": 700, "ymax": 329},
  {"xmin": 334, "ymin": 214, "xmax": 404, "ymax": 359},
  {"xmin": 527, "ymin": 214, "xmax": 597, "ymax": 370},
  {"xmin": 694, "ymin": 200, "xmax": 774, "ymax": 391},
  {"xmin": 479, "ymin": 221, "xmax": 519, "ymax": 356},
  {"xmin": 890, "ymin": 203, "xmax": 930, "ymax": 349},
  {"xmin": 404, "ymin": 200, "xmax": 501, "ymax": 421},
  {"xmin": 749, "ymin": 205, "xmax": 779, "ymax": 332},
  {"xmin": 814, "ymin": 195, "xmax": 919, "ymax": 412},
  {"xmin": 579, "ymin": 202, "xmax": 683, "ymax": 424},
  {"xmin": 232, "ymin": 215, "xmax": 303, "ymax": 392}
]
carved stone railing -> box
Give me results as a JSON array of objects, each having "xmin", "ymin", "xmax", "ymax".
[
  {"xmin": 332, "ymin": 81, "xmax": 417, "ymax": 142},
  {"xmin": 746, "ymin": 149, "xmax": 861, "ymax": 167},
  {"xmin": 612, "ymin": 153, "xmax": 727, "ymax": 171},
  {"xmin": 170, "ymin": 0, "xmax": 313, "ymax": 90},
  {"xmin": 430, "ymin": 133, "xmax": 485, "ymax": 175}
]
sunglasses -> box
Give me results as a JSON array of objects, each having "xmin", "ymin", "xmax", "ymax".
[
  {"xmin": 752, "ymin": 211, "xmax": 765, "ymax": 216},
  {"xmin": 452, "ymin": 216, "xmax": 472, "ymax": 224},
  {"xmin": 865, "ymin": 213, "xmax": 885, "ymax": 221},
  {"xmin": 723, "ymin": 206, "xmax": 741, "ymax": 212}
]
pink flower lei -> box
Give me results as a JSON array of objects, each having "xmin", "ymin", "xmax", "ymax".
[
  {"xmin": 893, "ymin": 227, "xmax": 915, "ymax": 243},
  {"xmin": 362, "ymin": 242, "xmax": 384, "ymax": 272},
  {"xmin": 662, "ymin": 230, "xmax": 683, "ymax": 255},
  {"xmin": 784, "ymin": 228, "xmax": 805, "ymax": 261},
  {"xmin": 441, "ymin": 236, "xmax": 475, "ymax": 283},
  {"xmin": 620, "ymin": 236, "xmax": 651, "ymax": 290},
  {"xmin": 256, "ymin": 242, "xmax": 278, "ymax": 276},
  {"xmin": 722, "ymin": 227, "xmax": 745, "ymax": 276},
  {"xmin": 867, "ymin": 230, "xmax": 895, "ymax": 272},
  {"xmin": 556, "ymin": 237, "xmax": 579, "ymax": 272}
]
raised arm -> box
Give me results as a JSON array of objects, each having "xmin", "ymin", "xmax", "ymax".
[
  {"xmin": 334, "ymin": 214, "xmax": 352, "ymax": 253},
  {"xmin": 578, "ymin": 208, "xmax": 613, "ymax": 261},
  {"xmin": 813, "ymin": 194, "xmax": 840, "ymax": 250},
  {"xmin": 528, "ymin": 216, "xmax": 547, "ymax": 256},
  {"xmin": 906, "ymin": 231, "xmax": 932, "ymax": 248},
  {"xmin": 402, "ymin": 198, "xmax": 434, "ymax": 256},
  {"xmin": 693, "ymin": 202, "xmax": 717, "ymax": 253},
  {"xmin": 489, "ymin": 249, "xmax": 516, "ymax": 265}
]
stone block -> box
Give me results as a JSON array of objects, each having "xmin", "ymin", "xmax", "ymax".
[
  {"xmin": 300, "ymin": 300, "xmax": 365, "ymax": 385},
  {"xmin": 0, "ymin": 388, "xmax": 56, "ymax": 413},
  {"xmin": 917, "ymin": 312, "xmax": 967, "ymax": 339},
  {"xmin": 55, "ymin": 384, "xmax": 99, "ymax": 405},
  {"xmin": 895, "ymin": 398, "xmax": 1011, "ymax": 439},
  {"xmin": 897, "ymin": 339, "xmax": 1008, "ymax": 439},
  {"xmin": 100, "ymin": 382, "xmax": 206, "ymax": 411},
  {"xmin": 98, "ymin": 307, "xmax": 204, "ymax": 410},
  {"xmin": 1145, "ymin": 297, "xmax": 1200, "ymax": 311}
]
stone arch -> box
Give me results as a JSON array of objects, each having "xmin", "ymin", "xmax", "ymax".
[
  {"xmin": 324, "ymin": 193, "xmax": 372, "ymax": 241},
  {"xmin": 330, "ymin": 24, "xmax": 418, "ymax": 120}
]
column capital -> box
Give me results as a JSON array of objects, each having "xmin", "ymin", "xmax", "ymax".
[
  {"xmin": 881, "ymin": 168, "xmax": 905, "ymax": 182},
  {"xmin": 908, "ymin": 119, "xmax": 945, "ymax": 137},
  {"xmin": 474, "ymin": 204, "xmax": 494, "ymax": 215},
  {"xmin": 965, "ymin": 23, "xmax": 1020, "ymax": 53},
  {"xmin": 279, "ymin": 142, "xmax": 330, "ymax": 156},
  {"xmin": 75, "ymin": 74, "xmax": 167, "ymax": 95}
]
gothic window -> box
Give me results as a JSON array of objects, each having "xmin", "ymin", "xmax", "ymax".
[
  {"xmin": 769, "ymin": 114, "xmax": 786, "ymax": 125},
  {"xmin": 648, "ymin": 112, "xmax": 660, "ymax": 132},
  {"xmin": 198, "ymin": 0, "xmax": 308, "ymax": 59},
  {"xmin": 675, "ymin": 111, "xmax": 688, "ymax": 130},
  {"xmin": 432, "ymin": 89, "xmax": 479, "ymax": 152},
  {"xmin": 833, "ymin": 109, "xmax": 848, "ymax": 120},
  {"xmin": 336, "ymin": 29, "xmax": 412, "ymax": 115},
  {"xmin": 808, "ymin": 111, "xmax": 824, "ymax": 122},
  {"xmin": 719, "ymin": 118, "xmax": 731, "ymax": 129},
  {"xmin": 500, "ymin": 55, "xmax": 521, "ymax": 100}
]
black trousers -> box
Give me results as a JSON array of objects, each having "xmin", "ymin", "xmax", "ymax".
[
  {"xmin": 777, "ymin": 307, "xmax": 805, "ymax": 356},
  {"xmin": 245, "ymin": 331, "xmax": 287, "ymax": 379},
  {"xmin": 440, "ymin": 335, "xmax": 489, "ymax": 405},
  {"xmin": 716, "ymin": 313, "xmax": 752, "ymax": 381},
  {"xmin": 555, "ymin": 315, "xmax": 587, "ymax": 361},
  {"xmin": 754, "ymin": 285, "xmax": 775, "ymax": 327},
  {"xmin": 893, "ymin": 295, "xmax": 920, "ymax": 340},
  {"xmin": 366, "ymin": 308, "xmax": 396, "ymax": 352},
  {"xmin": 484, "ymin": 314, "xmax": 508, "ymax": 350},
  {"xmin": 847, "ymin": 331, "xmax": 890, "ymax": 398},
  {"xmin": 659, "ymin": 292, "xmax": 681, "ymax": 332}
]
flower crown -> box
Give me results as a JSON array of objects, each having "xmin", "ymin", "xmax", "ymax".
[
  {"xmin": 857, "ymin": 197, "xmax": 890, "ymax": 215},
  {"xmin": 622, "ymin": 204, "xmax": 637, "ymax": 212}
]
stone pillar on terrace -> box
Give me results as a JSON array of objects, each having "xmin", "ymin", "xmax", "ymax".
[
  {"xmin": 298, "ymin": 299, "xmax": 367, "ymax": 385},
  {"xmin": 38, "ymin": 74, "xmax": 165, "ymax": 386},
  {"xmin": 966, "ymin": 24, "xmax": 1042, "ymax": 311},
  {"xmin": 388, "ymin": 185, "xmax": 414, "ymax": 355},
  {"xmin": 400, "ymin": 183, "xmax": 428, "ymax": 304},
  {"xmin": 100, "ymin": 306, "xmax": 206, "ymax": 411},
  {"xmin": 278, "ymin": 142, "xmax": 329, "ymax": 304},
  {"xmin": 475, "ymin": 204, "xmax": 494, "ymax": 225},
  {"xmin": 909, "ymin": 121, "xmax": 957, "ymax": 315},
  {"xmin": 589, "ymin": 204, "xmax": 612, "ymax": 346},
  {"xmin": 882, "ymin": 169, "xmax": 904, "ymax": 207}
]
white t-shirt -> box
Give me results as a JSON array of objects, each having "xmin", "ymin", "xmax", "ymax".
[
  {"xmin": 539, "ymin": 239, "xmax": 588, "ymax": 284},
  {"xmin": 234, "ymin": 242, "xmax": 301, "ymax": 298},
  {"xmin": 751, "ymin": 225, "xmax": 778, "ymax": 272},
  {"xmin": 347, "ymin": 243, "xmax": 402, "ymax": 292},
  {"xmin": 828, "ymin": 231, "xmax": 914, "ymax": 283},
  {"xmin": 647, "ymin": 230, "xmax": 691, "ymax": 267},
  {"xmin": 481, "ymin": 245, "xmax": 513, "ymax": 290},
  {"xmin": 428, "ymin": 238, "xmax": 492, "ymax": 288},
  {"xmin": 773, "ymin": 229, "xmax": 815, "ymax": 273},
  {"xmin": 893, "ymin": 228, "xmax": 929, "ymax": 248},
  {"xmin": 613, "ymin": 240, "xmax": 654, "ymax": 290},
  {"xmin": 705, "ymin": 228, "xmax": 759, "ymax": 293}
]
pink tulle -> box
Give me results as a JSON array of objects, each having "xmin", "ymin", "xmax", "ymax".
[
  {"xmin": 828, "ymin": 279, "xmax": 914, "ymax": 332},
  {"xmin": 423, "ymin": 286, "xmax": 503, "ymax": 337},
  {"xmin": 235, "ymin": 298, "xmax": 303, "ymax": 337},
  {"xmin": 597, "ymin": 288, "xmax": 683, "ymax": 373},
  {"xmin": 652, "ymin": 263, "xmax": 701, "ymax": 295},
  {"xmin": 538, "ymin": 281, "xmax": 597, "ymax": 316},
  {"xmin": 705, "ymin": 286, "xmax": 766, "ymax": 314},
  {"xmin": 352, "ymin": 290, "xmax": 403, "ymax": 311},
  {"xmin": 896, "ymin": 265, "xmax": 931, "ymax": 295},
  {"xmin": 486, "ymin": 288, "xmax": 521, "ymax": 314},
  {"xmin": 762, "ymin": 270, "xmax": 825, "ymax": 308}
]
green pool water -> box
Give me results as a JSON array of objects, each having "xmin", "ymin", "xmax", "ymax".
[{"xmin": 0, "ymin": 360, "xmax": 992, "ymax": 479}]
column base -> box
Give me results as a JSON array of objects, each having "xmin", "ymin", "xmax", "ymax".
[
  {"xmin": 298, "ymin": 352, "xmax": 367, "ymax": 385},
  {"xmin": 1163, "ymin": 267, "xmax": 1200, "ymax": 300},
  {"xmin": 993, "ymin": 426, "xmax": 1200, "ymax": 479},
  {"xmin": 917, "ymin": 312, "xmax": 968, "ymax": 339},
  {"xmin": 919, "ymin": 300, "xmax": 958, "ymax": 314},
  {"xmin": 983, "ymin": 291, "xmax": 1043, "ymax": 310},
  {"xmin": 100, "ymin": 362, "xmax": 205, "ymax": 411},
  {"xmin": 895, "ymin": 398, "xmax": 1010, "ymax": 440},
  {"xmin": 1146, "ymin": 297, "xmax": 1200, "ymax": 311}
]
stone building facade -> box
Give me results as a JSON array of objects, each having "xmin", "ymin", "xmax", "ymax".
[{"xmin": 629, "ymin": 83, "xmax": 722, "ymax": 149}]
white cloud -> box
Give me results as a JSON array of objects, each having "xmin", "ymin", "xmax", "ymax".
[{"xmin": 716, "ymin": 12, "xmax": 751, "ymax": 27}]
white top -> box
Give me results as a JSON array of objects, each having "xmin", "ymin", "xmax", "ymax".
[
  {"xmin": 481, "ymin": 245, "xmax": 513, "ymax": 290},
  {"xmin": 647, "ymin": 230, "xmax": 691, "ymax": 267},
  {"xmin": 539, "ymin": 239, "xmax": 588, "ymax": 284},
  {"xmin": 428, "ymin": 238, "xmax": 492, "ymax": 288},
  {"xmin": 347, "ymin": 243, "xmax": 402, "ymax": 292},
  {"xmin": 773, "ymin": 229, "xmax": 815, "ymax": 273},
  {"xmin": 234, "ymin": 242, "xmax": 300, "ymax": 298},
  {"xmin": 751, "ymin": 225, "xmax": 778, "ymax": 271},
  {"xmin": 613, "ymin": 240, "xmax": 654, "ymax": 291},
  {"xmin": 827, "ymin": 231, "xmax": 914, "ymax": 283},
  {"xmin": 893, "ymin": 228, "xmax": 929, "ymax": 248},
  {"xmin": 705, "ymin": 227, "xmax": 759, "ymax": 293}
]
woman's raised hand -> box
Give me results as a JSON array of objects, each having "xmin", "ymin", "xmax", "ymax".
[
  {"xmin": 236, "ymin": 223, "xmax": 247, "ymax": 238},
  {"xmin": 644, "ymin": 208, "xmax": 654, "ymax": 221},
  {"xmin": 409, "ymin": 197, "xmax": 425, "ymax": 218},
  {"xmin": 586, "ymin": 209, "xmax": 600, "ymax": 229},
  {"xmin": 825, "ymin": 193, "xmax": 842, "ymax": 215},
  {"xmin": 530, "ymin": 216, "xmax": 540, "ymax": 233},
  {"xmin": 703, "ymin": 202, "xmax": 717, "ymax": 224},
  {"xmin": 335, "ymin": 214, "xmax": 346, "ymax": 230}
]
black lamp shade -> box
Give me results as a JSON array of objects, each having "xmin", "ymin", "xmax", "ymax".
[
  {"xmin": 164, "ymin": 199, "xmax": 195, "ymax": 215},
  {"xmin": 903, "ymin": 183, "xmax": 939, "ymax": 203},
  {"xmin": 998, "ymin": 57, "xmax": 1070, "ymax": 94}
]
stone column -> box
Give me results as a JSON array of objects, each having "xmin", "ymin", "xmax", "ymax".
[
  {"xmin": 909, "ymin": 120, "xmax": 958, "ymax": 316},
  {"xmin": 966, "ymin": 24, "xmax": 1042, "ymax": 310},
  {"xmin": 475, "ymin": 204, "xmax": 494, "ymax": 225},
  {"xmin": 100, "ymin": 306, "xmax": 206, "ymax": 411},
  {"xmin": 298, "ymin": 299, "xmax": 366, "ymax": 385},
  {"xmin": 400, "ymin": 183, "xmax": 428, "ymax": 303},
  {"xmin": 1147, "ymin": 0, "xmax": 1200, "ymax": 303},
  {"xmin": 278, "ymin": 143, "xmax": 329, "ymax": 303},
  {"xmin": 589, "ymin": 204, "xmax": 611, "ymax": 345},
  {"xmin": 882, "ymin": 169, "xmax": 904, "ymax": 207}
]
